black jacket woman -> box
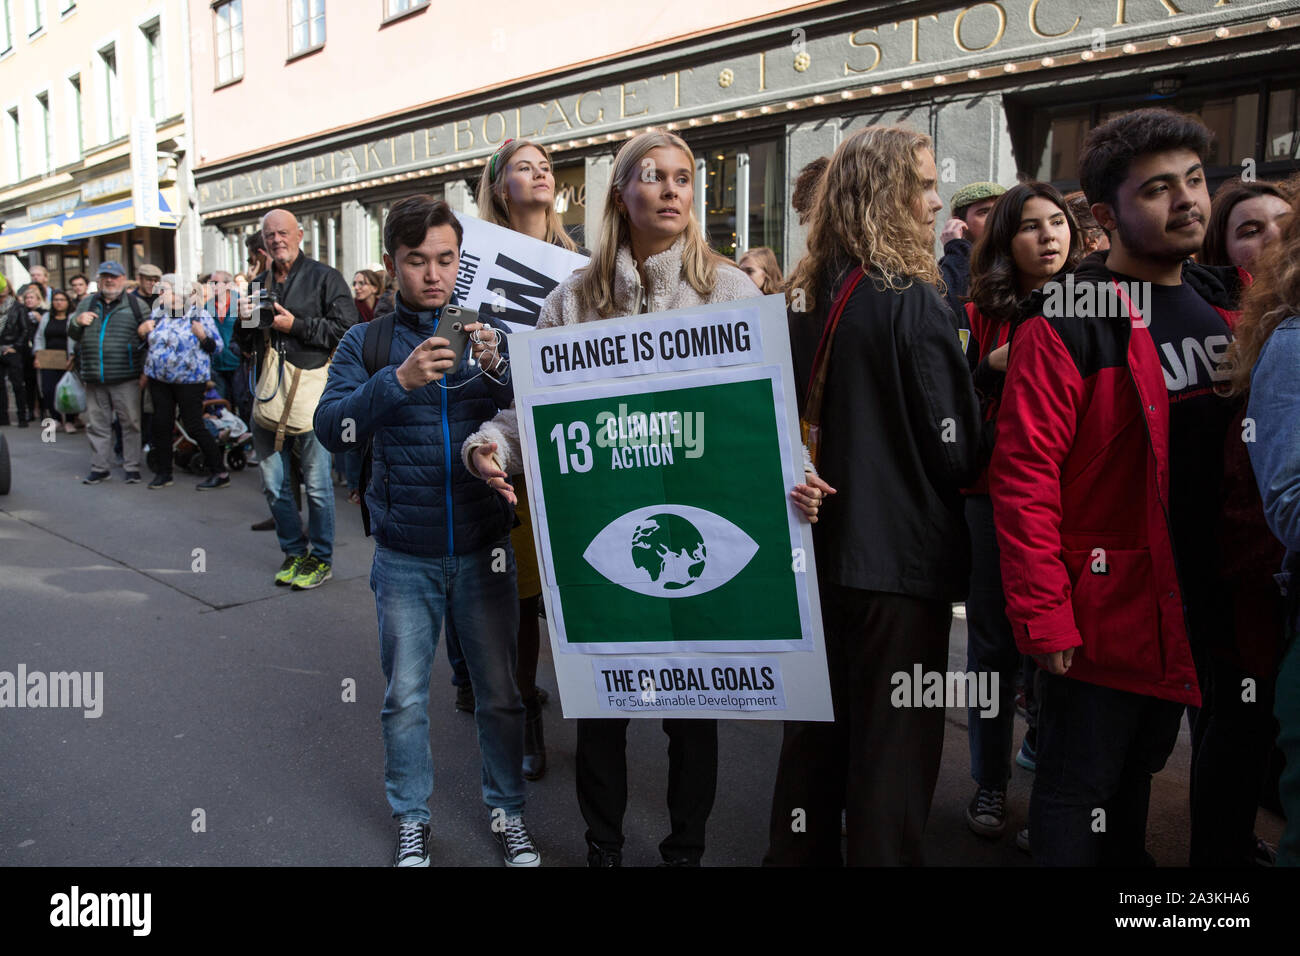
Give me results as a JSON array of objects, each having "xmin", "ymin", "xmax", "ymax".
[{"xmin": 33, "ymin": 289, "xmax": 77, "ymax": 432}]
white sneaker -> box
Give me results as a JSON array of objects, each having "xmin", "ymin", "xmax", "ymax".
[
  {"xmin": 493, "ymin": 811, "xmax": 540, "ymax": 867},
  {"xmin": 395, "ymin": 821, "xmax": 431, "ymax": 867}
]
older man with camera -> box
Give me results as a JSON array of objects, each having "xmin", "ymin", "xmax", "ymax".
[{"xmin": 237, "ymin": 208, "xmax": 357, "ymax": 590}]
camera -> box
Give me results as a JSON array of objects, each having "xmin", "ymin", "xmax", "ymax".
[{"xmin": 246, "ymin": 289, "xmax": 279, "ymax": 329}]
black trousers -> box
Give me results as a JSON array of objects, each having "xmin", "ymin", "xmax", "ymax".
[
  {"xmin": 764, "ymin": 586, "xmax": 952, "ymax": 866},
  {"xmin": 0, "ymin": 352, "xmax": 29, "ymax": 423},
  {"xmin": 39, "ymin": 368, "xmax": 69, "ymax": 423},
  {"xmin": 148, "ymin": 379, "xmax": 222, "ymax": 476},
  {"xmin": 575, "ymin": 717, "xmax": 718, "ymax": 862},
  {"xmin": 1030, "ymin": 672, "xmax": 1183, "ymax": 866},
  {"xmin": 1190, "ymin": 654, "xmax": 1278, "ymax": 866}
]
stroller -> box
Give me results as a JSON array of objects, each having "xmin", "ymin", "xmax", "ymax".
[{"xmin": 146, "ymin": 394, "xmax": 252, "ymax": 476}]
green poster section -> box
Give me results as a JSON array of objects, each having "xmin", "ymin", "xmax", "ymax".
[{"xmin": 531, "ymin": 376, "xmax": 802, "ymax": 647}]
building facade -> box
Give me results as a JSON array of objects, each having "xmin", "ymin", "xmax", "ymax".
[
  {"xmin": 0, "ymin": 0, "xmax": 201, "ymax": 290},
  {"xmin": 191, "ymin": 0, "xmax": 1300, "ymax": 284}
]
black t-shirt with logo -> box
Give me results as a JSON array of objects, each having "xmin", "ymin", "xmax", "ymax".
[{"xmin": 1118, "ymin": 273, "xmax": 1235, "ymax": 598}]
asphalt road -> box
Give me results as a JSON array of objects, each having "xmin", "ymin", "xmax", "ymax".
[{"xmin": 0, "ymin": 422, "xmax": 1283, "ymax": 866}]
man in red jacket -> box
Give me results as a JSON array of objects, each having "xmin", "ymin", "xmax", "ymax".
[{"xmin": 990, "ymin": 109, "xmax": 1240, "ymax": 866}]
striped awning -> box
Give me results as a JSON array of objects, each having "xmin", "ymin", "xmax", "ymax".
[
  {"xmin": 59, "ymin": 191, "xmax": 179, "ymax": 242},
  {"xmin": 0, "ymin": 218, "xmax": 67, "ymax": 254}
]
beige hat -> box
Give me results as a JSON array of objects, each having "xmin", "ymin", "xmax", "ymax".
[{"xmin": 136, "ymin": 263, "xmax": 163, "ymax": 278}]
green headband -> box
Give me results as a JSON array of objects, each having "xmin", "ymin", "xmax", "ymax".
[{"xmin": 489, "ymin": 139, "xmax": 516, "ymax": 181}]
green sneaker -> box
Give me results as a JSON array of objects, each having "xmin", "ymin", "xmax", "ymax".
[
  {"xmin": 291, "ymin": 555, "xmax": 332, "ymax": 591},
  {"xmin": 275, "ymin": 555, "xmax": 305, "ymax": 586}
]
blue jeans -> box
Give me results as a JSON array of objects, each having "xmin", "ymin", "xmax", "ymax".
[
  {"xmin": 964, "ymin": 495, "xmax": 1019, "ymax": 789},
  {"xmin": 253, "ymin": 425, "xmax": 335, "ymax": 565},
  {"xmin": 371, "ymin": 539, "xmax": 524, "ymax": 821}
]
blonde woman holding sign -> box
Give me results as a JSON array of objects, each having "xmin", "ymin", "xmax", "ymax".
[{"xmin": 464, "ymin": 129, "xmax": 831, "ymax": 866}]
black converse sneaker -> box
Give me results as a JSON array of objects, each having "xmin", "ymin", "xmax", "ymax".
[
  {"xmin": 493, "ymin": 811, "xmax": 540, "ymax": 867},
  {"xmin": 965, "ymin": 786, "xmax": 1008, "ymax": 838},
  {"xmin": 394, "ymin": 821, "xmax": 431, "ymax": 867}
]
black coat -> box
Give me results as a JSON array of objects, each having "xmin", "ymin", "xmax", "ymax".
[
  {"xmin": 235, "ymin": 253, "xmax": 358, "ymax": 369},
  {"xmin": 802, "ymin": 269, "xmax": 981, "ymax": 602}
]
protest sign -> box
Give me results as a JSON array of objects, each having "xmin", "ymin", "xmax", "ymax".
[
  {"xmin": 451, "ymin": 215, "xmax": 589, "ymax": 331},
  {"xmin": 510, "ymin": 294, "xmax": 832, "ymax": 720}
]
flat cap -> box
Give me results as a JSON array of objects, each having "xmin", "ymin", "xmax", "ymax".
[{"xmin": 951, "ymin": 182, "xmax": 1006, "ymax": 214}]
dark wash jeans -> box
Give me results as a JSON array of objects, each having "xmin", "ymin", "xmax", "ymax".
[
  {"xmin": 1030, "ymin": 672, "xmax": 1182, "ymax": 866},
  {"xmin": 964, "ymin": 494, "xmax": 1020, "ymax": 789}
]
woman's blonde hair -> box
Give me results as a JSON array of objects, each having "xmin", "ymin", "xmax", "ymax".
[
  {"xmin": 577, "ymin": 129, "xmax": 726, "ymax": 318},
  {"xmin": 739, "ymin": 246, "xmax": 783, "ymax": 294},
  {"xmin": 1221, "ymin": 191, "xmax": 1300, "ymax": 396},
  {"xmin": 475, "ymin": 139, "xmax": 577, "ymax": 252},
  {"xmin": 787, "ymin": 126, "xmax": 941, "ymax": 312}
]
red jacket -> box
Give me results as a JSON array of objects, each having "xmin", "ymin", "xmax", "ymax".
[{"xmin": 989, "ymin": 256, "xmax": 1242, "ymax": 707}]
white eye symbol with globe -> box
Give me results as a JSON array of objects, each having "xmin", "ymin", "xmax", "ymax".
[{"xmin": 583, "ymin": 504, "xmax": 759, "ymax": 598}]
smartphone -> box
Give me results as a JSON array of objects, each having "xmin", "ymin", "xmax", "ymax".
[{"xmin": 433, "ymin": 305, "xmax": 476, "ymax": 375}]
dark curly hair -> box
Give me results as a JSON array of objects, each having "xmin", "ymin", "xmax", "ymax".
[
  {"xmin": 969, "ymin": 181, "xmax": 1083, "ymax": 325},
  {"xmin": 1079, "ymin": 108, "xmax": 1213, "ymax": 211}
]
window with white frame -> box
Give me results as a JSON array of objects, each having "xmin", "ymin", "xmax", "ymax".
[
  {"xmin": 289, "ymin": 0, "xmax": 324, "ymax": 57},
  {"xmin": 100, "ymin": 43, "xmax": 121, "ymax": 141},
  {"xmin": 36, "ymin": 91, "xmax": 51, "ymax": 172},
  {"xmin": 59, "ymin": 0, "xmax": 73, "ymax": 14},
  {"xmin": 215, "ymin": 0, "xmax": 243, "ymax": 85},
  {"xmin": 141, "ymin": 19, "xmax": 163, "ymax": 119},
  {"xmin": 68, "ymin": 73, "xmax": 83, "ymax": 156},
  {"xmin": 6, "ymin": 107, "xmax": 21, "ymax": 180},
  {"xmin": 385, "ymin": 0, "xmax": 428, "ymax": 18},
  {"xmin": 2, "ymin": 0, "xmax": 14, "ymax": 54},
  {"xmin": 25, "ymin": 0, "xmax": 42, "ymax": 36}
]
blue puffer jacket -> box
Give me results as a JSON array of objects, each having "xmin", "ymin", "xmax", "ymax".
[{"xmin": 314, "ymin": 295, "xmax": 515, "ymax": 558}]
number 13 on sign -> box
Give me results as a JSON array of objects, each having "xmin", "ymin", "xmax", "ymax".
[{"xmin": 550, "ymin": 421, "xmax": 594, "ymax": 475}]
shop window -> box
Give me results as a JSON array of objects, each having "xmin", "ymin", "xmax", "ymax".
[
  {"xmin": 1199, "ymin": 93, "xmax": 1259, "ymax": 167},
  {"xmin": 704, "ymin": 140, "xmax": 785, "ymax": 265},
  {"xmin": 1267, "ymin": 84, "xmax": 1300, "ymax": 162},
  {"xmin": 553, "ymin": 162, "xmax": 586, "ymax": 244}
]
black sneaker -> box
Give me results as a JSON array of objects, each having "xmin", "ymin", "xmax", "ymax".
[
  {"xmin": 197, "ymin": 473, "xmax": 231, "ymax": 491},
  {"xmin": 965, "ymin": 786, "xmax": 1008, "ymax": 838},
  {"xmin": 148, "ymin": 474, "xmax": 173, "ymax": 489},
  {"xmin": 83, "ymin": 469, "xmax": 111, "ymax": 484},
  {"xmin": 455, "ymin": 683, "xmax": 476, "ymax": 714},
  {"xmin": 493, "ymin": 811, "xmax": 540, "ymax": 867},
  {"xmin": 394, "ymin": 821, "xmax": 431, "ymax": 867},
  {"xmin": 587, "ymin": 841, "xmax": 622, "ymax": 867},
  {"xmin": 123, "ymin": 471, "xmax": 142, "ymax": 484}
]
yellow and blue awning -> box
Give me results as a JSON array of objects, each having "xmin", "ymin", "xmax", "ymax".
[
  {"xmin": 0, "ymin": 217, "xmax": 67, "ymax": 253},
  {"xmin": 0, "ymin": 190, "xmax": 179, "ymax": 253},
  {"xmin": 60, "ymin": 191, "xmax": 179, "ymax": 242}
]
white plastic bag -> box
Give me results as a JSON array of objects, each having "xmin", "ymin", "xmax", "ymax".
[{"xmin": 55, "ymin": 371, "xmax": 86, "ymax": 415}]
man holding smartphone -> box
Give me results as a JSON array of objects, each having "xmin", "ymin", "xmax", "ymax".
[{"xmin": 314, "ymin": 195, "xmax": 538, "ymax": 868}]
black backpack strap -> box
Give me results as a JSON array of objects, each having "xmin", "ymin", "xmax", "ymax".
[{"xmin": 358, "ymin": 313, "xmax": 397, "ymax": 537}]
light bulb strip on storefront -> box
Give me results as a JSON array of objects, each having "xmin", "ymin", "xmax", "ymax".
[{"xmin": 210, "ymin": 11, "xmax": 1300, "ymax": 220}]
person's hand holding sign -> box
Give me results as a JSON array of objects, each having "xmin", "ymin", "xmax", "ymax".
[
  {"xmin": 471, "ymin": 442, "xmax": 516, "ymax": 505},
  {"xmin": 396, "ymin": 335, "xmax": 458, "ymax": 390},
  {"xmin": 790, "ymin": 472, "xmax": 836, "ymax": 523}
]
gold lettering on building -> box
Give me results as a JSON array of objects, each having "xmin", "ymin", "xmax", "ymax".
[
  {"xmin": 482, "ymin": 111, "xmax": 508, "ymax": 144},
  {"xmin": 620, "ymin": 81, "xmax": 650, "ymax": 119},
  {"xmin": 426, "ymin": 126, "xmax": 446, "ymax": 157},
  {"xmin": 1115, "ymin": 0, "xmax": 1184, "ymax": 26},
  {"xmin": 844, "ymin": 26, "xmax": 882, "ymax": 74},
  {"xmin": 1028, "ymin": 0, "xmax": 1080, "ymax": 38},
  {"xmin": 454, "ymin": 119, "xmax": 475, "ymax": 151},
  {"xmin": 954, "ymin": 2, "xmax": 1007, "ymax": 53},
  {"xmin": 575, "ymin": 91, "xmax": 605, "ymax": 125},
  {"xmin": 893, "ymin": 15, "xmax": 939, "ymax": 64},
  {"xmin": 541, "ymin": 99, "xmax": 575, "ymax": 133}
]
